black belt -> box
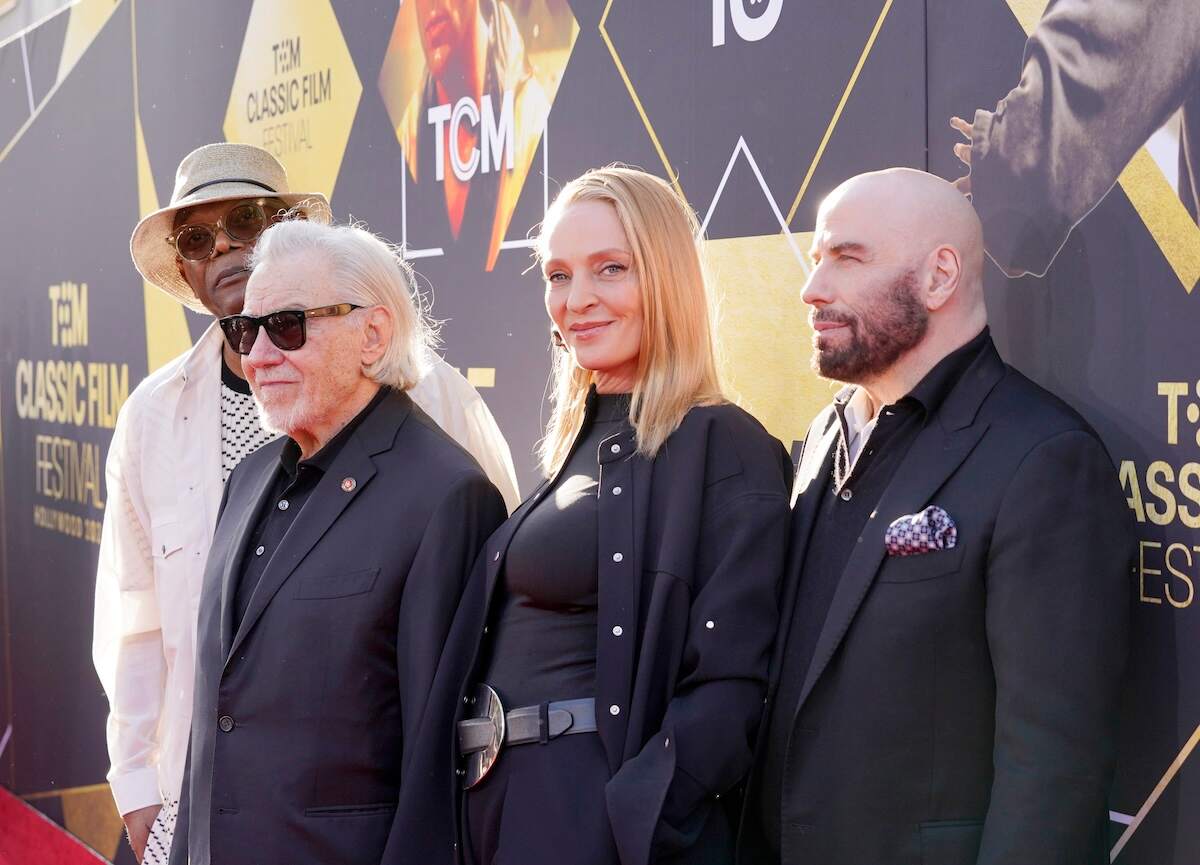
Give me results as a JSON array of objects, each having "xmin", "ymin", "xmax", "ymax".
[{"xmin": 456, "ymin": 684, "xmax": 597, "ymax": 788}]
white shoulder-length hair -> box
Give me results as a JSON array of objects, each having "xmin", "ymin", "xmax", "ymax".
[{"xmin": 250, "ymin": 219, "xmax": 437, "ymax": 391}]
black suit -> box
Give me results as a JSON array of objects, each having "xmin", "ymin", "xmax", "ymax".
[
  {"xmin": 739, "ymin": 335, "xmax": 1134, "ymax": 864},
  {"xmin": 170, "ymin": 388, "xmax": 507, "ymax": 865}
]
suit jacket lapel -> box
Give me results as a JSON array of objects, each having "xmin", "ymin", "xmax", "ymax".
[
  {"xmin": 223, "ymin": 389, "xmax": 411, "ymax": 666},
  {"xmin": 220, "ymin": 463, "xmax": 278, "ymax": 661},
  {"xmin": 768, "ymin": 414, "xmax": 838, "ymax": 696},
  {"xmin": 793, "ymin": 340, "xmax": 1007, "ymax": 713}
]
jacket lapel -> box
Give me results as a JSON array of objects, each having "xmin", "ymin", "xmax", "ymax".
[
  {"xmin": 793, "ymin": 340, "xmax": 1007, "ymax": 713},
  {"xmin": 768, "ymin": 413, "xmax": 838, "ymax": 695},
  {"xmin": 223, "ymin": 390, "xmax": 410, "ymax": 666},
  {"xmin": 219, "ymin": 462, "xmax": 278, "ymax": 661}
]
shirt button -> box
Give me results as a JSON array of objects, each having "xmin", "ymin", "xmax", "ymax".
[
  {"xmin": 612, "ymin": 486, "xmax": 622, "ymax": 496},
  {"xmin": 278, "ymin": 500, "xmax": 289, "ymax": 511},
  {"xmin": 612, "ymin": 625, "xmax": 623, "ymax": 636},
  {"xmin": 840, "ymin": 489, "xmax": 852, "ymax": 501},
  {"xmin": 255, "ymin": 546, "xmax": 265, "ymax": 556},
  {"xmin": 493, "ymin": 551, "xmax": 500, "ymax": 562},
  {"xmin": 218, "ymin": 715, "xmax": 235, "ymax": 733},
  {"xmin": 705, "ymin": 620, "xmax": 715, "ymax": 629},
  {"xmin": 610, "ymin": 444, "xmax": 621, "ymax": 454},
  {"xmin": 609, "ymin": 704, "xmax": 620, "ymax": 716},
  {"xmin": 612, "ymin": 552, "xmax": 624, "ymax": 563}
]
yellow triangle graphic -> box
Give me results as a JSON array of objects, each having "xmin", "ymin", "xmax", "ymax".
[
  {"xmin": 136, "ymin": 115, "xmax": 193, "ymax": 373},
  {"xmin": 60, "ymin": 785, "xmax": 125, "ymax": 860},
  {"xmin": 56, "ymin": 0, "xmax": 122, "ymax": 85},
  {"xmin": 131, "ymin": 0, "xmax": 192, "ymax": 373}
]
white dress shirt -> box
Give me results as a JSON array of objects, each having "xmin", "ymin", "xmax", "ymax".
[
  {"xmin": 840, "ymin": 385, "xmax": 881, "ymax": 469},
  {"xmin": 93, "ymin": 323, "xmax": 520, "ymax": 816}
]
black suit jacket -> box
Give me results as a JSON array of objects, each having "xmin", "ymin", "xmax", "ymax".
[
  {"xmin": 738, "ymin": 337, "xmax": 1134, "ymax": 865},
  {"xmin": 170, "ymin": 389, "xmax": 507, "ymax": 865}
]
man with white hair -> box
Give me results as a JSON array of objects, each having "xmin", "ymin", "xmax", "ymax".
[
  {"xmin": 169, "ymin": 218, "xmax": 508, "ymax": 865},
  {"xmin": 95, "ymin": 142, "xmax": 519, "ymax": 864}
]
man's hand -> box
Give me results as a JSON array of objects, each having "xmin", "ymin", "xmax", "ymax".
[
  {"xmin": 122, "ymin": 803, "xmax": 162, "ymax": 863},
  {"xmin": 950, "ymin": 115, "xmax": 975, "ymax": 196}
]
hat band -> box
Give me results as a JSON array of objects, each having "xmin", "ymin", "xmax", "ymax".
[{"xmin": 181, "ymin": 177, "xmax": 278, "ymax": 198}]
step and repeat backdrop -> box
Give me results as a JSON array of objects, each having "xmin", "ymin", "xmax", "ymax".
[{"xmin": 0, "ymin": 0, "xmax": 1195, "ymax": 861}]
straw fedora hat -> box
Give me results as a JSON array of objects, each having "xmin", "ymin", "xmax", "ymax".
[{"xmin": 130, "ymin": 142, "xmax": 332, "ymax": 312}]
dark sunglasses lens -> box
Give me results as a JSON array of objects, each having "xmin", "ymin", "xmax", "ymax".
[
  {"xmin": 176, "ymin": 225, "xmax": 215, "ymax": 260},
  {"xmin": 226, "ymin": 203, "xmax": 267, "ymax": 242},
  {"xmin": 219, "ymin": 317, "xmax": 259, "ymax": 355},
  {"xmin": 264, "ymin": 312, "xmax": 306, "ymax": 351}
]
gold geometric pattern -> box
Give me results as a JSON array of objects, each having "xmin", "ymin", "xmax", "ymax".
[
  {"xmin": 24, "ymin": 782, "xmax": 125, "ymax": 860},
  {"xmin": 786, "ymin": 0, "xmax": 895, "ymax": 224},
  {"xmin": 1111, "ymin": 723, "xmax": 1200, "ymax": 860},
  {"xmin": 599, "ymin": 5, "xmax": 866, "ymax": 451},
  {"xmin": 132, "ymin": 0, "xmax": 192, "ymax": 374},
  {"xmin": 705, "ymin": 232, "xmax": 829, "ymax": 451},
  {"xmin": 598, "ymin": 0, "xmax": 681, "ymax": 197},
  {"xmin": 0, "ymin": 0, "xmax": 122, "ymax": 164},
  {"xmin": 600, "ymin": 0, "xmax": 896, "ymax": 222},
  {"xmin": 223, "ymin": 0, "xmax": 363, "ymax": 200}
]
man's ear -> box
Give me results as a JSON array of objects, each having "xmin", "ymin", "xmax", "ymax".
[
  {"xmin": 361, "ymin": 305, "xmax": 394, "ymax": 367},
  {"xmin": 925, "ymin": 244, "xmax": 962, "ymax": 312}
]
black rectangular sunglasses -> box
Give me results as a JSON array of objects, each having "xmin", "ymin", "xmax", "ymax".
[{"xmin": 218, "ymin": 303, "xmax": 361, "ymax": 355}]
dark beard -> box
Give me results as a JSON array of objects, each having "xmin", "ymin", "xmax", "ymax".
[{"xmin": 811, "ymin": 270, "xmax": 928, "ymax": 383}]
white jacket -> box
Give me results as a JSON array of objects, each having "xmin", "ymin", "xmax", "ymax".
[{"xmin": 92, "ymin": 323, "xmax": 520, "ymax": 815}]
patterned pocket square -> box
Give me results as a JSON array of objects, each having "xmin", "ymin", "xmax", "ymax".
[{"xmin": 885, "ymin": 506, "xmax": 957, "ymax": 556}]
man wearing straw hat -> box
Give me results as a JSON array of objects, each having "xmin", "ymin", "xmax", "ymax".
[{"xmin": 93, "ymin": 142, "xmax": 520, "ymax": 864}]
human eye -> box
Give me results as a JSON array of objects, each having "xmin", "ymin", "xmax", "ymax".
[
  {"xmin": 600, "ymin": 262, "xmax": 627, "ymax": 277},
  {"xmin": 545, "ymin": 269, "xmax": 569, "ymax": 284}
]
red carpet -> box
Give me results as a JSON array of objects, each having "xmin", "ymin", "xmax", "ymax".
[{"xmin": 0, "ymin": 787, "xmax": 108, "ymax": 865}]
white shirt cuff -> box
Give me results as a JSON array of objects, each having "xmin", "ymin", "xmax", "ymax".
[{"xmin": 109, "ymin": 767, "xmax": 162, "ymax": 816}]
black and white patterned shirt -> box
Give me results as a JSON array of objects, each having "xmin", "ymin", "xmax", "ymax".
[{"xmin": 220, "ymin": 355, "xmax": 276, "ymax": 483}]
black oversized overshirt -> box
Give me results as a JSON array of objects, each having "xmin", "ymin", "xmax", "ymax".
[{"xmin": 386, "ymin": 393, "xmax": 793, "ymax": 865}]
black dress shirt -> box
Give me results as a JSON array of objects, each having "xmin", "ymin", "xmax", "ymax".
[{"xmin": 233, "ymin": 386, "xmax": 389, "ymax": 630}]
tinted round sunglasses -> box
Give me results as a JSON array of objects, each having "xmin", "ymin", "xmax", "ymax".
[
  {"xmin": 218, "ymin": 303, "xmax": 362, "ymax": 355},
  {"xmin": 165, "ymin": 199, "xmax": 284, "ymax": 261}
]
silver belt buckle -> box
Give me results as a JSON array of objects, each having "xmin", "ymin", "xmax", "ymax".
[{"xmin": 460, "ymin": 683, "xmax": 505, "ymax": 790}]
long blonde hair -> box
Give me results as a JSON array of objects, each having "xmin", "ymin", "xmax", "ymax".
[{"xmin": 535, "ymin": 166, "xmax": 724, "ymax": 476}]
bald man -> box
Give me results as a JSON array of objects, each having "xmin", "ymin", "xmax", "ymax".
[{"xmin": 737, "ymin": 169, "xmax": 1133, "ymax": 864}]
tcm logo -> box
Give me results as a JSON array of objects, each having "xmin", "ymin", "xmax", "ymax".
[
  {"xmin": 713, "ymin": 0, "xmax": 783, "ymax": 46},
  {"xmin": 427, "ymin": 91, "xmax": 516, "ymax": 182}
]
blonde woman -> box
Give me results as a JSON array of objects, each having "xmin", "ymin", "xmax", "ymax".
[{"xmin": 388, "ymin": 167, "xmax": 791, "ymax": 865}]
